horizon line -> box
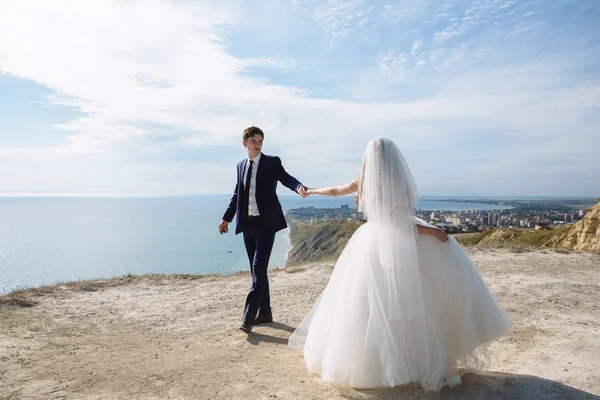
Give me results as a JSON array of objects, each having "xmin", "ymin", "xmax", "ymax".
[{"xmin": 0, "ymin": 193, "xmax": 596, "ymax": 199}]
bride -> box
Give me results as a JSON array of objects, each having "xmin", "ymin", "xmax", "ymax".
[{"xmin": 288, "ymin": 136, "xmax": 511, "ymax": 393}]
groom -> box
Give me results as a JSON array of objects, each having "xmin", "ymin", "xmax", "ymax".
[{"xmin": 218, "ymin": 126, "xmax": 307, "ymax": 334}]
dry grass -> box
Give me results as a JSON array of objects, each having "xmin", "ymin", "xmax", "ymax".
[
  {"xmin": 0, "ymin": 270, "xmax": 261, "ymax": 305},
  {"xmin": 455, "ymin": 226, "xmax": 573, "ymax": 251}
]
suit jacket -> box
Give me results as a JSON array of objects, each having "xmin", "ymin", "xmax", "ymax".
[{"xmin": 222, "ymin": 153, "xmax": 303, "ymax": 234}]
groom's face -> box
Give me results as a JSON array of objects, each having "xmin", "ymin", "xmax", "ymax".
[{"xmin": 243, "ymin": 135, "xmax": 263, "ymax": 158}]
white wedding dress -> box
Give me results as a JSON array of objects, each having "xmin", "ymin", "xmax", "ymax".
[{"xmin": 288, "ymin": 137, "xmax": 511, "ymax": 393}]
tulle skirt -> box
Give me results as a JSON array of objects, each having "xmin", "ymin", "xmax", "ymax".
[{"xmin": 288, "ymin": 222, "xmax": 511, "ymax": 392}]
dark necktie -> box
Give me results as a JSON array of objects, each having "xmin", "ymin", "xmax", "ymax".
[{"xmin": 242, "ymin": 160, "xmax": 254, "ymax": 219}]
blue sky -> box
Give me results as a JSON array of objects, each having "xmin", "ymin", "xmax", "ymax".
[{"xmin": 0, "ymin": 0, "xmax": 598, "ymax": 196}]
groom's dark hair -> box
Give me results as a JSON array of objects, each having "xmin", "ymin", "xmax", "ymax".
[{"xmin": 243, "ymin": 126, "xmax": 264, "ymax": 141}]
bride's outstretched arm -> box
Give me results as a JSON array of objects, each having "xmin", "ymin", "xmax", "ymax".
[{"xmin": 306, "ymin": 180, "xmax": 358, "ymax": 197}]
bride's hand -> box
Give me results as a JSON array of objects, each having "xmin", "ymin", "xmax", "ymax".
[{"xmin": 436, "ymin": 229, "xmax": 449, "ymax": 242}]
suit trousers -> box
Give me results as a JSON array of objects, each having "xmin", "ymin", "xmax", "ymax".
[{"xmin": 242, "ymin": 217, "xmax": 276, "ymax": 324}]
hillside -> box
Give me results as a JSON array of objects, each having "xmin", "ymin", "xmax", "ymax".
[
  {"xmin": 556, "ymin": 199, "xmax": 600, "ymax": 251},
  {"xmin": 285, "ymin": 218, "xmax": 364, "ymax": 266},
  {"xmin": 454, "ymin": 226, "xmax": 572, "ymax": 250},
  {"xmin": 286, "ymin": 217, "xmax": 599, "ymax": 262},
  {"xmin": 456, "ymin": 199, "xmax": 600, "ymax": 252}
]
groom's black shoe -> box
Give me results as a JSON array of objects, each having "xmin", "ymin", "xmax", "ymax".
[
  {"xmin": 254, "ymin": 315, "xmax": 273, "ymax": 325},
  {"xmin": 239, "ymin": 321, "xmax": 252, "ymax": 334}
]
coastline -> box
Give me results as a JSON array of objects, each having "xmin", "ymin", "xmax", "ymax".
[
  {"xmin": 423, "ymin": 197, "xmax": 596, "ymax": 211},
  {"xmin": 2, "ymin": 196, "xmax": 593, "ymax": 295}
]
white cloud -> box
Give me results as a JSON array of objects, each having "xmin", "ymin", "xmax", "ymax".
[
  {"xmin": 411, "ymin": 39, "xmax": 424, "ymax": 54},
  {"xmin": 381, "ymin": 1, "xmax": 429, "ymax": 24},
  {"xmin": 0, "ymin": 0, "xmax": 598, "ymax": 196},
  {"xmin": 242, "ymin": 56, "xmax": 300, "ymax": 71},
  {"xmin": 310, "ymin": 0, "xmax": 374, "ymax": 45}
]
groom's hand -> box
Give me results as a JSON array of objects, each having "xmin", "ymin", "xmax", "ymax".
[
  {"xmin": 218, "ymin": 220, "xmax": 230, "ymax": 234},
  {"xmin": 298, "ymin": 185, "xmax": 309, "ymax": 198}
]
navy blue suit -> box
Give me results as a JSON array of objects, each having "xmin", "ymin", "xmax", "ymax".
[{"xmin": 222, "ymin": 153, "xmax": 303, "ymax": 324}]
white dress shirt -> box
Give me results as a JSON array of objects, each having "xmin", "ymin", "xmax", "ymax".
[{"xmin": 243, "ymin": 153, "xmax": 261, "ymax": 216}]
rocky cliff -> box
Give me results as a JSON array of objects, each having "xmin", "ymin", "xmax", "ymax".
[
  {"xmin": 557, "ymin": 200, "xmax": 600, "ymax": 251},
  {"xmin": 285, "ymin": 218, "xmax": 364, "ymax": 266}
]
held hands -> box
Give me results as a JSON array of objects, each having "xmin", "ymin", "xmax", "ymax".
[
  {"xmin": 298, "ymin": 185, "xmax": 310, "ymax": 198},
  {"xmin": 218, "ymin": 220, "xmax": 230, "ymax": 234}
]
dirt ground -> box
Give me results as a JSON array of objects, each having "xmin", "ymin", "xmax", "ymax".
[{"xmin": 1, "ymin": 249, "xmax": 599, "ymax": 400}]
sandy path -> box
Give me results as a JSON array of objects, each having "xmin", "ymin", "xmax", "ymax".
[{"xmin": 1, "ymin": 249, "xmax": 599, "ymax": 399}]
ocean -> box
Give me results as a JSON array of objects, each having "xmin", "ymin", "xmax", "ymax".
[{"xmin": 0, "ymin": 195, "xmax": 509, "ymax": 294}]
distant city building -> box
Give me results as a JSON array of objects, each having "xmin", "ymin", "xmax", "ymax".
[
  {"xmin": 570, "ymin": 213, "xmax": 578, "ymax": 222},
  {"xmin": 447, "ymin": 217, "xmax": 463, "ymax": 225},
  {"xmin": 487, "ymin": 213, "xmax": 498, "ymax": 226},
  {"xmin": 287, "ymin": 199, "xmax": 595, "ymax": 232}
]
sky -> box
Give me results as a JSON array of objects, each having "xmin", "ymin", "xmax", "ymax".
[{"xmin": 0, "ymin": 0, "xmax": 598, "ymax": 197}]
